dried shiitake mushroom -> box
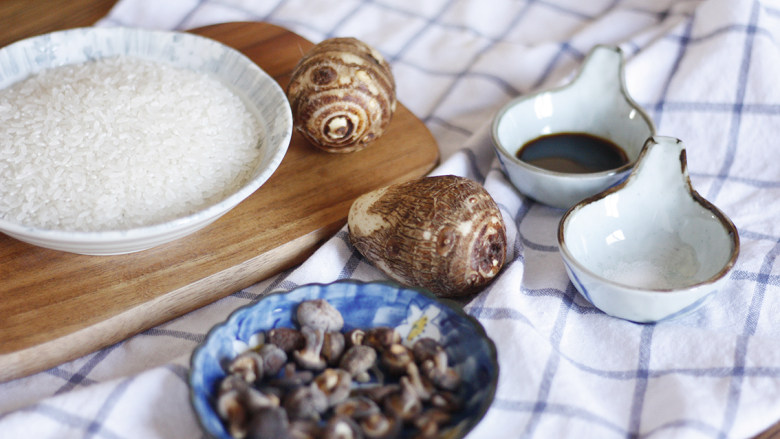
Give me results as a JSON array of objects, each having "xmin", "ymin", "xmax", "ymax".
[
  {"xmin": 286, "ymin": 37, "xmax": 396, "ymax": 153},
  {"xmin": 348, "ymin": 175, "xmax": 507, "ymax": 298},
  {"xmin": 214, "ymin": 301, "xmax": 466, "ymax": 439}
]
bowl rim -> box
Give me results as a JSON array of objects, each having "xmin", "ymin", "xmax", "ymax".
[
  {"xmin": 188, "ymin": 279, "xmax": 499, "ymax": 439},
  {"xmin": 490, "ymin": 44, "xmax": 656, "ymax": 179},
  {"xmin": 0, "ymin": 26, "xmax": 292, "ymax": 244},
  {"xmin": 556, "ymin": 138, "xmax": 740, "ymax": 295}
]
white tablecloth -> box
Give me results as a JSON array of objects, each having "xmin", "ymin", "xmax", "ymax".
[{"xmin": 2, "ymin": 0, "xmax": 780, "ymax": 437}]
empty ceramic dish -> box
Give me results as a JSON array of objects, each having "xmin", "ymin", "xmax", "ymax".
[
  {"xmin": 492, "ymin": 45, "xmax": 655, "ymax": 209},
  {"xmin": 558, "ymin": 136, "xmax": 739, "ymax": 323}
]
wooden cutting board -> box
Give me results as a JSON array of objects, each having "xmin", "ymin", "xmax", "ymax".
[{"xmin": 0, "ymin": 22, "xmax": 439, "ymax": 382}]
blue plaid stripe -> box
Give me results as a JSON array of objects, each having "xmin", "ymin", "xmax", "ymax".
[
  {"xmin": 720, "ymin": 238, "xmax": 780, "ymax": 436},
  {"xmin": 52, "ymin": 344, "xmax": 122, "ymax": 395},
  {"xmin": 522, "ymin": 279, "xmax": 576, "ymax": 437},
  {"xmin": 706, "ymin": 0, "xmax": 761, "ymax": 203},
  {"xmin": 472, "ymin": 298, "xmax": 780, "ymax": 383}
]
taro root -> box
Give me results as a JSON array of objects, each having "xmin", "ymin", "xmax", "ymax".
[
  {"xmin": 287, "ymin": 37, "xmax": 396, "ymax": 153},
  {"xmin": 348, "ymin": 175, "xmax": 507, "ymax": 298}
]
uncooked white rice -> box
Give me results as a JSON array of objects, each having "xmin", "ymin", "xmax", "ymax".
[{"xmin": 0, "ymin": 56, "xmax": 263, "ymax": 231}]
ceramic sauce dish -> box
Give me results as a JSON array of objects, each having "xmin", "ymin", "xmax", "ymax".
[
  {"xmin": 557, "ymin": 136, "xmax": 739, "ymax": 323},
  {"xmin": 491, "ymin": 45, "xmax": 655, "ymax": 209}
]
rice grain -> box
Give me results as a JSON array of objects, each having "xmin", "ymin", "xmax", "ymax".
[{"xmin": 0, "ymin": 56, "xmax": 264, "ymax": 231}]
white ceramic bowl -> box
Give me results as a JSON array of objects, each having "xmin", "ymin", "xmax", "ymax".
[
  {"xmin": 558, "ymin": 136, "xmax": 739, "ymax": 322},
  {"xmin": 0, "ymin": 27, "xmax": 292, "ymax": 255},
  {"xmin": 492, "ymin": 45, "xmax": 655, "ymax": 209}
]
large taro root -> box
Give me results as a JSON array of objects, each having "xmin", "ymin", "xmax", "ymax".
[
  {"xmin": 286, "ymin": 37, "xmax": 396, "ymax": 153},
  {"xmin": 348, "ymin": 175, "xmax": 507, "ymax": 298}
]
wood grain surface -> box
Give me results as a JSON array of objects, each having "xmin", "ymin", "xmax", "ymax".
[
  {"xmin": 0, "ymin": 0, "xmax": 117, "ymax": 48},
  {"xmin": 0, "ymin": 21, "xmax": 439, "ymax": 382}
]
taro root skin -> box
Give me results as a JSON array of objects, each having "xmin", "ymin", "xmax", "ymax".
[
  {"xmin": 286, "ymin": 37, "xmax": 397, "ymax": 153},
  {"xmin": 348, "ymin": 175, "xmax": 507, "ymax": 298}
]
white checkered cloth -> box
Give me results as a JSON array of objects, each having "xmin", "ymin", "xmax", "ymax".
[{"xmin": 2, "ymin": 0, "xmax": 780, "ymax": 437}]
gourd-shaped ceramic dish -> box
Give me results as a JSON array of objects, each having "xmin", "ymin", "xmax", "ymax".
[
  {"xmin": 492, "ymin": 45, "xmax": 655, "ymax": 209},
  {"xmin": 558, "ymin": 136, "xmax": 739, "ymax": 322}
]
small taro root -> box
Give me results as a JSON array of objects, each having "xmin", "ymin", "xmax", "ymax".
[
  {"xmin": 286, "ymin": 37, "xmax": 396, "ymax": 153},
  {"xmin": 348, "ymin": 175, "xmax": 507, "ymax": 298}
]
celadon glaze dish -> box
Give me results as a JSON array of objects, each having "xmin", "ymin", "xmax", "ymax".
[
  {"xmin": 189, "ymin": 280, "xmax": 498, "ymax": 439},
  {"xmin": 491, "ymin": 45, "xmax": 655, "ymax": 209},
  {"xmin": 558, "ymin": 136, "xmax": 739, "ymax": 323},
  {"xmin": 0, "ymin": 27, "xmax": 292, "ymax": 255}
]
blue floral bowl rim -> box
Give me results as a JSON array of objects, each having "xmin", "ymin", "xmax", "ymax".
[{"xmin": 187, "ymin": 279, "xmax": 499, "ymax": 438}]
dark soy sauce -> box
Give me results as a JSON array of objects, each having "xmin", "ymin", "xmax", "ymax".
[{"xmin": 516, "ymin": 132, "xmax": 628, "ymax": 173}]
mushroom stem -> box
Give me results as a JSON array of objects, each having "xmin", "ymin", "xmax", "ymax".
[{"xmin": 294, "ymin": 326, "xmax": 327, "ymax": 371}]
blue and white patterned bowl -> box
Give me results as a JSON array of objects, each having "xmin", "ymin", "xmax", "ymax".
[
  {"xmin": 189, "ymin": 280, "xmax": 498, "ymax": 438},
  {"xmin": 0, "ymin": 27, "xmax": 292, "ymax": 255}
]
